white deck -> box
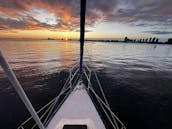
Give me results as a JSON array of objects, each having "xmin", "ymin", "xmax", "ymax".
[{"xmin": 46, "ymin": 82, "xmax": 106, "ymax": 129}]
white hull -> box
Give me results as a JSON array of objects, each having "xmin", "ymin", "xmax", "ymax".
[{"xmin": 46, "ymin": 82, "xmax": 106, "ymax": 129}]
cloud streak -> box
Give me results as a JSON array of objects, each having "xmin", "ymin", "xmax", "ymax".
[
  {"xmin": 0, "ymin": 0, "xmax": 171, "ymax": 32},
  {"xmin": 143, "ymin": 31, "xmax": 172, "ymax": 35}
]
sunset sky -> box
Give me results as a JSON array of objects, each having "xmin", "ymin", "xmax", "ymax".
[{"xmin": 0, "ymin": 0, "xmax": 172, "ymax": 41}]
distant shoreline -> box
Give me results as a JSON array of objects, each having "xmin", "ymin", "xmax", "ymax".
[
  {"xmin": 0, "ymin": 38, "xmax": 172, "ymax": 45},
  {"xmin": 85, "ymin": 39, "xmax": 172, "ymax": 45}
]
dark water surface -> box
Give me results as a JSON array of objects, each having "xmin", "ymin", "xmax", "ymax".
[{"xmin": 0, "ymin": 40, "xmax": 172, "ymax": 129}]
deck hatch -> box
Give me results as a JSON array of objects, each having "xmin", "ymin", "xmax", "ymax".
[{"xmin": 63, "ymin": 124, "xmax": 87, "ymax": 129}]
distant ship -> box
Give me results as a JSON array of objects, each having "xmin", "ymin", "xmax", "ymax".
[{"xmin": 48, "ymin": 37, "xmax": 55, "ymax": 40}]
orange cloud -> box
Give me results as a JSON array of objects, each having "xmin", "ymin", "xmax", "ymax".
[{"xmin": 0, "ymin": 0, "xmax": 171, "ymax": 39}]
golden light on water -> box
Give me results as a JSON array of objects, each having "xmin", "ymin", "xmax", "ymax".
[{"xmin": 0, "ymin": 30, "xmax": 80, "ymax": 39}]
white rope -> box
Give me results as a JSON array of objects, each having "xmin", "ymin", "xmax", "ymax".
[
  {"xmin": 44, "ymin": 70, "xmax": 79, "ymax": 128},
  {"xmin": 90, "ymin": 90, "xmax": 117, "ymax": 129},
  {"xmin": 0, "ymin": 51, "xmax": 45, "ymax": 129},
  {"xmin": 18, "ymin": 84, "xmax": 71, "ymax": 129},
  {"xmin": 84, "ymin": 62, "xmax": 124, "ymax": 128},
  {"xmin": 18, "ymin": 100, "xmax": 54, "ymax": 129},
  {"xmin": 83, "ymin": 70, "xmax": 118, "ymax": 129},
  {"xmin": 42, "ymin": 86, "xmax": 71, "ymax": 124},
  {"xmin": 17, "ymin": 63, "xmax": 126, "ymax": 129},
  {"xmin": 89, "ymin": 87, "xmax": 125, "ymax": 128},
  {"xmin": 93, "ymin": 71, "xmax": 119, "ymax": 129},
  {"xmin": 31, "ymin": 102, "xmax": 55, "ymax": 129}
]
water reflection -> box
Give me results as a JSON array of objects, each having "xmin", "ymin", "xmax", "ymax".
[
  {"xmin": 0, "ymin": 40, "xmax": 80, "ymax": 75},
  {"xmin": 0, "ymin": 40, "xmax": 172, "ymax": 129}
]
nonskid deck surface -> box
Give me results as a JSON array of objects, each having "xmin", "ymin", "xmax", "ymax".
[{"xmin": 46, "ymin": 82, "xmax": 106, "ymax": 129}]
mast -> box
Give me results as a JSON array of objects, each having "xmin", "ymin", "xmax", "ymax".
[{"xmin": 79, "ymin": 0, "xmax": 86, "ymax": 74}]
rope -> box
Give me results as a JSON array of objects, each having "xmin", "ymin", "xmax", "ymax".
[
  {"xmin": 94, "ymin": 71, "xmax": 119, "ymax": 129},
  {"xmin": 83, "ymin": 70, "xmax": 118, "ymax": 129},
  {"xmin": 84, "ymin": 58, "xmax": 122, "ymax": 129},
  {"xmin": 83, "ymin": 69, "xmax": 126, "ymax": 129},
  {"xmin": 0, "ymin": 51, "xmax": 45, "ymax": 129},
  {"xmin": 94, "ymin": 92, "xmax": 117, "ymax": 129},
  {"xmin": 31, "ymin": 102, "xmax": 55, "ymax": 129},
  {"xmin": 17, "ymin": 64, "xmax": 126, "ymax": 129},
  {"xmin": 89, "ymin": 87, "xmax": 125, "ymax": 127},
  {"xmin": 18, "ymin": 97, "xmax": 56, "ymax": 128},
  {"xmin": 17, "ymin": 66, "xmax": 79, "ymax": 128}
]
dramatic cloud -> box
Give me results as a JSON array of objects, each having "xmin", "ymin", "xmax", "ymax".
[
  {"xmin": 0, "ymin": 0, "xmax": 172, "ymax": 32},
  {"xmin": 143, "ymin": 31, "xmax": 172, "ymax": 35},
  {"xmin": 107, "ymin": 0, "xmax": 172, "ymax": 26}
]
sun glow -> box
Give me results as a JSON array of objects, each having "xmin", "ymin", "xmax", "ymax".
[{"xmin": 0, "ymin": 0, "xmax": 171, "ymax": 40}]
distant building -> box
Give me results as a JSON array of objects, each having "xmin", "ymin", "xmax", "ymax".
[
  {"xmin": 152, "ymin": 37, "xmax": 156, "ymax": 43},
  {"xmin": 156, "ymin": 38, "xmax": 159, "ymax": 43},
  {"xmin": 149, "ymin": 37, "xmax": 152, "ymax": 42},
  {"xmin": 145, "ymin": 38, "xmax": 148, "ymax": 43},
  {"xmin": 168, "ymin": 38, "xmax": 172, "ymax": 44},
  {"xmin": 124, "ymin": 36, "xmax": 133, "ymax": 42}
]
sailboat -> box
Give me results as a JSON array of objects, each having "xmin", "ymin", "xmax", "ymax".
[{"xmin": 0, "ymin": 0, "xmax": 126, "ymax": 129}]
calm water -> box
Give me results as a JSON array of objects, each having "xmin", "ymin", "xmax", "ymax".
[{"xmin": 0, "ymin": 40, "xmax": 172, "ymax": 129}]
